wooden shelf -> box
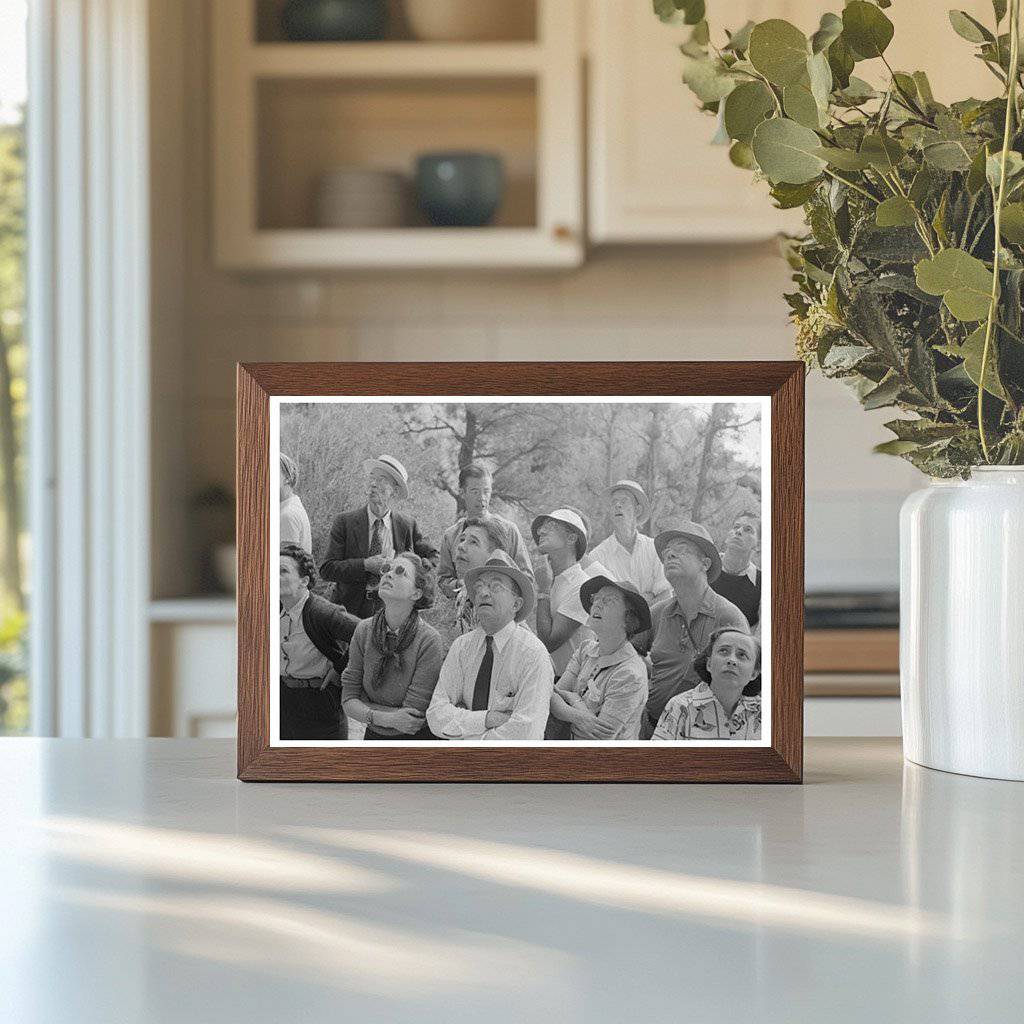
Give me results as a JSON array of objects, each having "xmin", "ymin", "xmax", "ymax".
[
  {"xmin": 805, "ymin": 629, "xmax": 899, "ymax": 675},
  {"xmin": 248, "ymin": 42, "xmax": 544, "ymax": 79}
]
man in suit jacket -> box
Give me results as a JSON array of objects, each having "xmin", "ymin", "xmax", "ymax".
[{"xmin": 320, "ymin": 454, "xmax": 439, "ymax": 619}]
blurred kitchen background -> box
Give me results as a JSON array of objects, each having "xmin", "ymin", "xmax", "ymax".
[{"xmin": 2, "ymin": 0, "xmax": 997, "ymax": 740}]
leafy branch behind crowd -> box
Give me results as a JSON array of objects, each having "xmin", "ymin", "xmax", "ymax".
[{"xmin": 658, "ymin": 0, "xmax": 1024, "ymax": 476}]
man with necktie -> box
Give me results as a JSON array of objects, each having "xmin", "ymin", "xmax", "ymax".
[
  {"xmin": 427, "ymin": 551, "xmax": 554, "ymax": 741},
  {"xmin": 320, "ymin": 454, "xmax": 439, "ymax": 619}
]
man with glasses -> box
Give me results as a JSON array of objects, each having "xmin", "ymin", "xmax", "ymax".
[
  {"xmin": 640, "ymin": 519, "xmax": 749, "ymax": 739},
  {"xmin": 320, "ymin": 454, "xmax": 439, "ymax": 619},
  {"xmin": 427, "ymin": 551, "xmax": 554, "ymax": 740}
]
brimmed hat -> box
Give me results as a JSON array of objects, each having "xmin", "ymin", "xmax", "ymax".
[
  {"xmin": 531, "ymin": 507, "xmax": 589, "ymax": 560},
  {"xmin": 604, "ymin": 479, "xmax": 651, "ymax": 521},
  {"xmin": 362, "ymin": 454, "xmax": 409, "ymax": 499},
  {"xmin": 579, "ymin": 575, "xmax": 652, "ymax": 636},
  {"xmin": 463, "ymin": 550, "xmax": 536, "ymax": 622},
  {"xmin": 654, "ymin": 519, "xmax": 723, "ymax": 583}
]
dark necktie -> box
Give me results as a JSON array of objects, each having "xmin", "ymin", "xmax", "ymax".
[
  {"xmin": 368, "ymin": 517, "xmax": 384, "ymax": 557},
  {"xmin": 471, "ymin": 635, "xmax": 494, "ymax": 711}
]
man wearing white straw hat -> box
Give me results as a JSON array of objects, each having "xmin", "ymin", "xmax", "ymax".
[
  {"xmin": 640, "ymin": 518, "xmax": 749, "ymax": 739},
  {"xmin": 584, "ymin": 479, "xmax": 671, "ymax": 607},
  {"xmin": 320, "ymin": 454, "xmax": 438, "ymax": 620},
  {"xmin": 427, "ymin": 551, "xmax": 554, "ymax": 741},
  {"xmin": 532, "ymin": 507, "xmax": 609, "ymax": 679}
]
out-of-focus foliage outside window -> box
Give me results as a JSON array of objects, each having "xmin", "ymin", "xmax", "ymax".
[{"xmin": 0, "ymin": 1, "xmax": 29, "ymax": 734}]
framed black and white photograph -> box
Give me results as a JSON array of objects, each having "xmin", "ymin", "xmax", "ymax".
[{"xmin": 237, "ymin": 362, "xmax": 804, "ymax": 782}]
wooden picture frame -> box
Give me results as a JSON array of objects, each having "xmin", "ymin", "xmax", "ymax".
[{"xmin": 237, "ymin": 362, "xmax": 804, "ymax": 782}]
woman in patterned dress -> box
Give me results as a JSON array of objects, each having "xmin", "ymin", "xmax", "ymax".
[{"xmin": 652, "ymin": 627, "xmax": 761, "ymax": 741}]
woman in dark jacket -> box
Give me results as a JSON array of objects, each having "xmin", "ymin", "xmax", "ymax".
[{"xmin": 341, "ymin": 553, "xmax": 444, "ymax": 740}]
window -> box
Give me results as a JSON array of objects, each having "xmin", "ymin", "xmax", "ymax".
[{"xmin": 0, "ymin": 0, "xmax": 28, "ymax": 734}]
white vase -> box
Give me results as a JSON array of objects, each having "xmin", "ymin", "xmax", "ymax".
[{"xmin": 900, "ymin": 467, "xmax": 1024, "ymax": 781}]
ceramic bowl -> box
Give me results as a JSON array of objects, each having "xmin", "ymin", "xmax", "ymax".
[
  {"xmin": 414, "ymin": 152, "xmax": 505, "ymax": 227},
  {"xmin": 280, "ymin": 0, "xmax": 388, "ymax": 42}
]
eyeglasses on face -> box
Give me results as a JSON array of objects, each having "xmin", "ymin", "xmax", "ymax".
[{"xmin": 471, "ymin": 576, "xmax": 516, "ymax": 597}]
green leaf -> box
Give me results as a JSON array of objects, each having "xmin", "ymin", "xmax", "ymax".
[
  {"xmin": 912, "ymin": 71, "xmax": 935, "ymax": 105},
  {"xmin": 827, "ymin": 35, "xmax": 855, "ymax": 89},
  {"xmin": 723, "ymin": 81, "xmax": 775, "ymax": 143},
  {"xmin": 860, "ymin": 133, "xmax": 905, "ymax": 172},
  {"xmin": 915, "ymin": 249, "xmax": 994, "ymax": 321},
  {"xmin": 874, "ymin": 439, "xmax": 921, "ymax": 455},
  {"xmin": 681, "ymin": 55, "xmax": 737, "ymax": 103},
  {"xmin": 728, "ymin": 140, "xmax": 758, "ymax": 169},
  {"xmin": 1000, "ymin": 202, "xmax": 1024, "ymax": 242},
  {"xmin": 810, "ymin": 12, "xmax": 843, "ymax": 54},
  {"xmin": 923, "ymin": 141, "xmax": 972, "ymax": 171},
  {"xmin": 948, "ymin": 10, "xmax": 993, "ymax": 44},
  {"xmin": 724, "ymin": 20, "xmax": 755, "ymax": 53},
  {"xmin": 748, "ymin": 19, "xmax": 810, "ymax": 87},
  {"xmin": 875, "ymin": 196, "xmax": 918, "ymax": 228},
  {"xmin": 770, "ymin": 179, "xmax": 820, "ymax": 208},
  {"xmin": 967, "ymin": 143, "xmax": 993, "ymax": 193},
  {"xmin": 986, "ymin": 150, "xmax": 1024, "ymax": 190},
  {"xmin": 752, "ymin": 117, "xmax": 827, "ymax": 184},
  {"xmin": 836, "ymin": 75, "xmax": 877, "ymax": 104},
  {"xmin": 814, "ymin": 146, "xmax": 872, "ymax": 170},
  {"xmin": 783, "ymin": 83, "xmax": 822, "ymax": 128},
  {"xmin": 862, "ymin": 374, "xmax": 902, "ymax": 409},
  {"xmin": 959, "ymin": 324, "xmax": 1007, "ymax": 398},
  {"xmin": 842, "ymin": 1, "xmax": 894, "ymax": 60},
  {"xmin": 807, "ymin": 51, "xmax": 833, "ymax": 110}
]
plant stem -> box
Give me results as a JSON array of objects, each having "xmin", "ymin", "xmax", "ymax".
[
  {"xmin": 821, "ymin": 167, "xmax": 879, "ymax": 203},
  {"xmin": 979, "ymin": 0, "xmax": 1021, "ymax": 463}
]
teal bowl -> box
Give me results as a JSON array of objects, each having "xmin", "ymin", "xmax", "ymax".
[
  {"xmin": 415, "ymin": 152, "xmax": 505, "ymax": 228},
  {"xmin": 281, "ymin": 0, "xmax": 388, "ymax": 42}
]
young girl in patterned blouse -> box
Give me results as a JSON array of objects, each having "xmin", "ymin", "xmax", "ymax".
[{"xmin": 652, "ymin": 628, "xmax": 761, "ymax": 741}]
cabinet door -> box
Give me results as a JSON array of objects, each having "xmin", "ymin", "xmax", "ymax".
[
  {"xmin": 588, "ymin": 1, "xmax": 1002, "ymax": 245},
  {"xmin": 588, "ymin": 1, "xmax": 814, "ymax": 243}
]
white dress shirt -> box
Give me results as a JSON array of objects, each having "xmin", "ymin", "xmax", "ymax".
[
  {"xmin": 366, "ymin": 507, "xmax": 395, "ymax": 559},
  {"xmin": 279, "ymin": 591, "xmax": 330, "ymax": 681},
  {"xmin": 587, "ymin": 531, "xmax": 671, "ymax": 606},
  {"xmin": 427, "ymin": 620, "xmax": 555, "ymax": 740}
]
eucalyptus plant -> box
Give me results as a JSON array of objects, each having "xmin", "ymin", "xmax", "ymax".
[{"xmin": 658, "ymin": 0, "xmax": 1024, "ymax": 475}]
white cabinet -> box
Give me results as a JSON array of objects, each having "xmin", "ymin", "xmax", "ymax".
[
  {"xmin": 586, "ymin": 0, "xmax": 998, "ymax": 244},
  {"xmin": 588, "ymin": 1, "xmax": 813, "ymax": 243},
  {"xmin": 211, "ymin": 0, "xmax": 584, "ymax": 269}
]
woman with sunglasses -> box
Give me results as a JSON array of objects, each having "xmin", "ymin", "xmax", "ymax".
[{"xmin": 341, "ymin": 552, "xmax": 444, "ymax": 740}]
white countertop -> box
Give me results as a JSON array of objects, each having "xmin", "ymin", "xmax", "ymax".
[{"xmin": 1, "ymin": 738, "xmax": 1021, "ymax": 1023}]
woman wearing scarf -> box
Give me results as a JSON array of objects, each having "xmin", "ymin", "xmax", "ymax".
[{"xmin": 341, "ymin": 553, "xmax": 443, "ymax": 740}]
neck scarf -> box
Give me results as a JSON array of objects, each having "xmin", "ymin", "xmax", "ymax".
[{"xmin": 370, "ymin": 607, "xmax": 419, "ymax": 691}]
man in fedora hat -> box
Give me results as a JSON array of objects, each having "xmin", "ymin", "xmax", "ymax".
[
  {"xmin": 427, "ymin": 551, "xmax": 554, "ymax": 740},
  {"xmin": 641, "ymin": 519, "xmax": 749, "ymax": 739},
  {"xmin": 320, "ymin": 454, "xmax": 439, "ymax": 619},
  {"xmin": 437, "ymin": 463, "xmax": 531, "ymax": 598},
  {"xmin": 549, "ymin": 575, "xmax": 652, "ymax": 741},
  {"xmin": 584, "ymin": 480, "xmax": 671, "ymax": 607},
  {"xmin": 532, "ymin": 507, "xmax": 609, "ymax": 679}
]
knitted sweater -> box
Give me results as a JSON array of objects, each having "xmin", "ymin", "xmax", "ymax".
[{"xmin": 340, "ymin": 616, "xmax": 444, "ymax": 737}]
